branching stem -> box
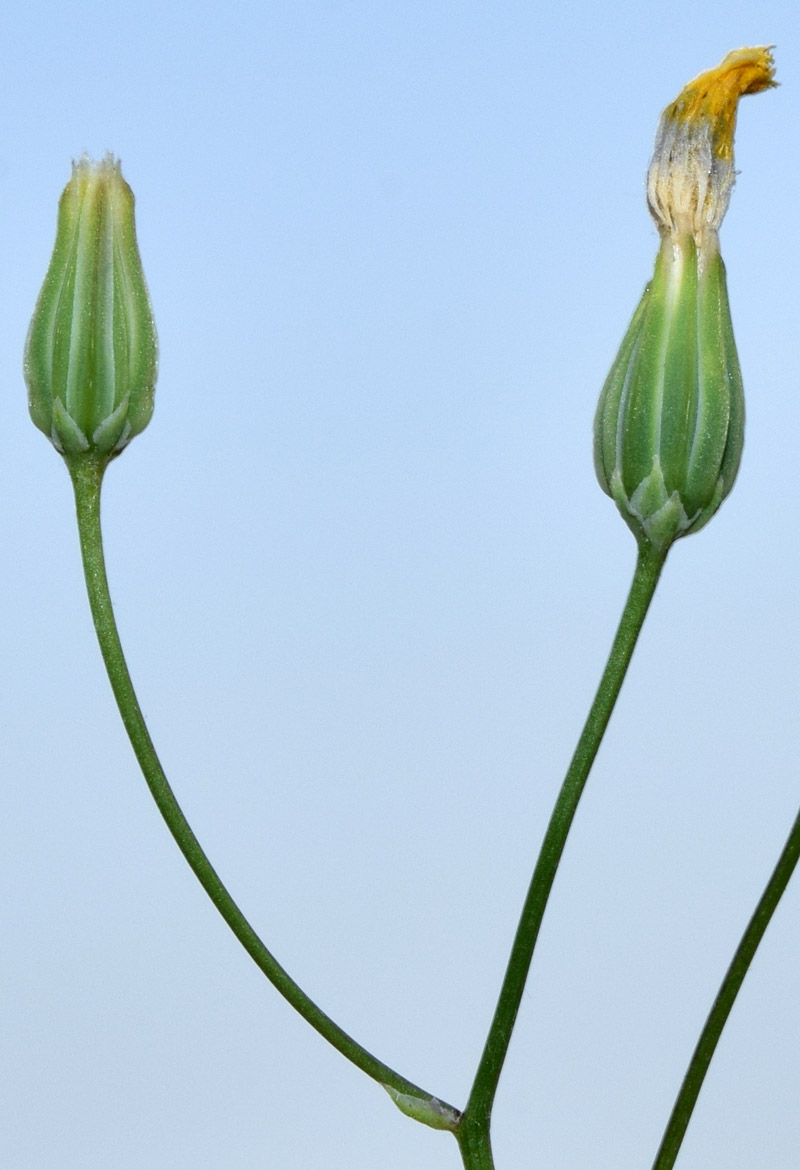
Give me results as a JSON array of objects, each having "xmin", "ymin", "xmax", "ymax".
[{"xmin": 69, "ymin": 453, "xmax": 456, "ymax": 1123}]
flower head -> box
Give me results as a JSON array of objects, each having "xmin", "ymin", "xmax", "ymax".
[
  {"xmin": 594, "ymin": 49, "xmax": 775, "ymax": 552},
  {"xmin": 25, "ymin": 154, "xmax": 158, "ymax": 465}
]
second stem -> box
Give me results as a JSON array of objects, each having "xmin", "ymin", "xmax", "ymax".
[{"xmin": 460, "ymin": 539, "xmax": 666, "ymax": 1143}]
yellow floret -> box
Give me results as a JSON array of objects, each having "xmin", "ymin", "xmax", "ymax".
[
  {"xmin": 664, "ymin": 47, "xmax": 776, "ymax": 160},
  {"xmin": 647, "ymin": 47, "xmax": 776, "ymax": 243}
]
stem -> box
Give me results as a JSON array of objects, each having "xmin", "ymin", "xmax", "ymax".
[
  {"xmin": 462, "ymin": 540, "xmax": 665, "ymax": 1135},
  {"xmin": 651, "ymin": 803, "xmax": 800, "ymax": 1170},
  {"xmin": 456, "ymin": 1117, "xmax": 496, "ymax": 1170},
  {"xmin": 68, "ymin": 454, "xmax": 456, "ymax": 1120}
]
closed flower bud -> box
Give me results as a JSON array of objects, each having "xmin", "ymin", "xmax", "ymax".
[
  {"xmin": 25, "ymin": 154, "xmax": 157, "ymax": 464},
  {"xmin": 594, "ymin": 48, "xmax": 775, "ymax": 552}
]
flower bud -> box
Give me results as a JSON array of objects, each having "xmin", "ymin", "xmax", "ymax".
[
  {"xmin": 594, "ymin": 48, "xmax": 775, "ymax": 552},
  {"xmin": 25, "ymin": 154, "xmax": 157, "ymax": 463}
]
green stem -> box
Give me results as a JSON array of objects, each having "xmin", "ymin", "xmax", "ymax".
[
  {"xmin": 456, "ymin": 1116, "xmax": 496, "ymax": 1170},
  {"xmin": 651, "ymin": 803, "xmax": 800, "ymax": 1170},
  {"xmin": 68, "ymin": 454, "xmax": 457, "ymax": 1122},
  {"xmin": 461, "ymin": 540, "xmax": 665, "ymax": 1137}
]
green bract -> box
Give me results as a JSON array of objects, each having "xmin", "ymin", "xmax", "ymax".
[
  {"xmin": 593, "ymin": 237, "xmax": 744, "ymax": 552},
  {"xmin": 24, "ymin": 154, "xmax": 157, "ymax": 463}
]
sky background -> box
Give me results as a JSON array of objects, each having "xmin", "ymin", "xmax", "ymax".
[{"xmin": 1, "ymin": 2, "xmax": 799, "ymax": 1168}]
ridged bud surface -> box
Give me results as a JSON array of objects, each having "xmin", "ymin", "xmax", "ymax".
[
  {"xmin": 25, "ymin": 154, "xmax": 157, "ymax": 462},
  {"xmin": 594, "ymin": 237, "xmax": 744, "ymax": 551},
  {"xmin": 594, "ymin": 48, "xmax": 774, "ymax": 551}
]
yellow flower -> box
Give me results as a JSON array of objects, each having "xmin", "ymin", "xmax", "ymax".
[{"xmin": 646, "ymin": 47, "xmax": 775, "ymax": 246}]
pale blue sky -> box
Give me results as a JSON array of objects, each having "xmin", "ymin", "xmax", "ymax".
[{"xmin": 1, "ymin": 2, "xmax": 799, "ymax": 1168}]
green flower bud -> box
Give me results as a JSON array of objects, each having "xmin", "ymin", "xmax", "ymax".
[
  {"xmin": 593, "ymin": 48, "xmax": 775, "ymax": 552},
  {"xmin": 24, "ymin": 154, "xmax": 157, "ymax": 464},
  {"xmin": 594, "ymin": 234, "xmax": 745, "ymax": 551}
]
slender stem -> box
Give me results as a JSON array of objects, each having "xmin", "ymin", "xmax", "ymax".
[
  {"xmin": 456, "ymin": 1116, "xmax": 496, "ymax": 1170},
  {"xmin": 462, "ymin": 540, "xmax": 665, "ymax": 1134},
  {"xmin": 68, "ymin": 454, "xmax": 456, "ymax": 1120},
  {"xmin": 651, "ymin": 802, "xmax": 800, "ymax": 1170}
]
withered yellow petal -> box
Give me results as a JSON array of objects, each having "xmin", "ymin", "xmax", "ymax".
[
  {"xmin": 647, "ymin": 47, "xmax": 776, "ymax": 243},
  {"xmin": 664, "ymin": 46, "xmax": 776, "ymax": 161}
]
